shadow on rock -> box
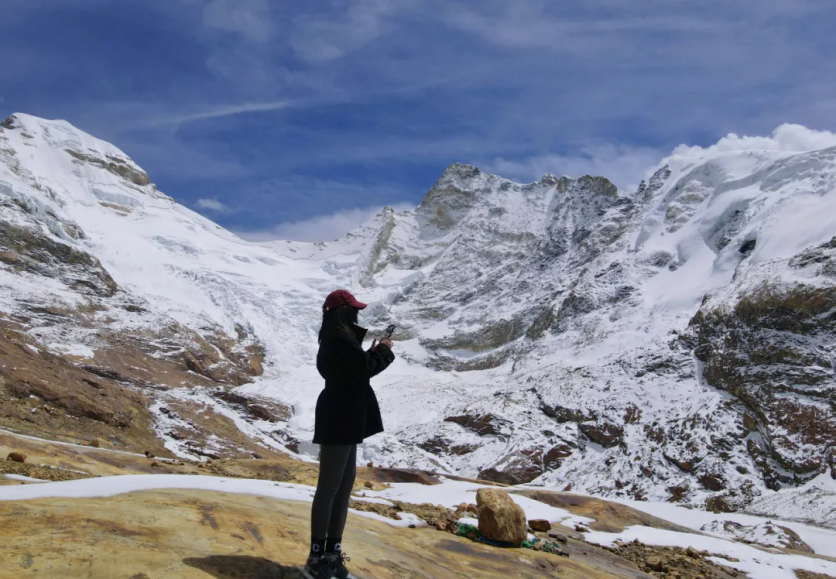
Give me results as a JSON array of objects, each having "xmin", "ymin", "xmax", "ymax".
[{"xmin": 182, "ymin": 555, "xmax": 304, "ymax": 579}]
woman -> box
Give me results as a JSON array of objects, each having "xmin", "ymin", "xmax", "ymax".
[{"xmin": 303, "ymin": 289, "xmax": 395, "ymax": 579}]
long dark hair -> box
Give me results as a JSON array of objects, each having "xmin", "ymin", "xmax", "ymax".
[{"xmin": 319, "ymin": 305, "xmax": 359, "ymax": 342}]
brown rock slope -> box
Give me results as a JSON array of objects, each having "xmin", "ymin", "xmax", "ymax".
[
  {"xmin": 0, "ymin": 216, "xmax": 274, "ymax": 463},
  {"xmin": 0, "ymin": 489, "xmax": 654, "ymax": 579},
  {"xmin": 0, "ymin": 428, "xmax": 705, "ymax": 578},
  {"xmin": 0, "ymin": 425, "xmax": 777, "ymax": 578},
  {"xmin": 0, "ymin": 311, "xmax": 283, "ymax": 463},
  {"xmin": 0, "ymin": 427, "xmax": 443, "ymax": 490}
]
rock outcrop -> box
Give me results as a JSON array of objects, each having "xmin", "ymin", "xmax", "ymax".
[
  {"xmin": 688, "ymin": 272, "xmax": 836, "ymax": 491},
  {"xmin": 7, "ymin": 452, "xmax": 27, "ymax": 463},
  {"xmin": 0, "ymin": 221, "xmax": 117, "ymax": 297},
  {"xmin": 476, "ymin": 488, "xmax": 527, "ymax": 546}
]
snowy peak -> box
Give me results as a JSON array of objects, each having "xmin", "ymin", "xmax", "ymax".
[
  {"xmin": 417, "ymin": 162, "xmax": 624, "ymax": 240},
  {"xmin": 2, "ymin": 113, "xmax": 836, "ymax": 525},
  {"xmin": 2, "ymin": 113, "xmax": 150, "ymax": 187},
  {"xmin": 427, "ymin": 162, "xmax": 485, "ymax": 192},
  {"xmin": 427, "ymin": 162, "xmax": 620, "ymax": 199}
]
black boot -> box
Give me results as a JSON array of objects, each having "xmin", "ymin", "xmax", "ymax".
[
  {"xmin": 302, "ymin": 553, "xmax": 332, "ymax": 579},
  {"xmin": 323, "ymin": 551, "xmax": 358, "ymax": 579}
]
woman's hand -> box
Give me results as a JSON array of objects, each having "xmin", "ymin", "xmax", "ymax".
[{"xmin": 379, "ymin": 338, "xmax": 394, "ymax": 350}]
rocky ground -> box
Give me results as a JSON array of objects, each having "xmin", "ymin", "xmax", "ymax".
[
  {"xmin": 0, "ymin": 430, "xmax": 642, "ymax": 578},
  {"xmin": 0, "ymin": 489, "xmax": 638, "ymax": 579},
  {"xmin": 606, "ymin": 542, "xmax": 743, "ymax": 579},
  {"xmin": 0, "ymin": 458, "xmax": 91, "ymax": 483},
  {"xmin": 3, "ymin": 429, "xmax": 835, "ymax": 578}
]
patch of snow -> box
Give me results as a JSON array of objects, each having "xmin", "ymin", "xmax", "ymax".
[
  {"xmin": 350, "ymin": 495, "xmax": 395, "ymax": 506},
  {"xmin": 605, "ymin": 494, "xmax": 836, "ymax": 559},
  {"xmin": 585, "ymin": 525, "xmax": 836, "ymax": 579},
  {"xmin": 3, "ymin": 474, "xmax": 47, "ymax": 482},
  {"xmin": 47, "ymin": 343, "xmax": 95, "ymax": 358},
  {"xmin": 701, "ymin": 520, "xmax": 803, "ymax": 551}
]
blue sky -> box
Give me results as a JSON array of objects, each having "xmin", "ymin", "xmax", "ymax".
[{"xmin": 2, "ymin": 0, "xmax": 835, "ymax": 241}]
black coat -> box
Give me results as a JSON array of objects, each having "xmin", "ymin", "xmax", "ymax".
[{"xmin": 313, "ymin": 325, "xmax": 395, "ymax": 445}]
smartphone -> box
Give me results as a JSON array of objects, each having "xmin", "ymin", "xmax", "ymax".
[{"xmin": 383, "ymin": 324, "xmax": 397, "ymax": 339}]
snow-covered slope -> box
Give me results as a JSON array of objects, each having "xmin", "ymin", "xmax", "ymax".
[{"xmin": 2, "ymin": 114, "xmax": 835, "ymax": 524}]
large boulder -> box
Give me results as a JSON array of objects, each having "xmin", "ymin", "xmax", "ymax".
[
  {"xmin": 7, "ymin": 452, "xmax": 27, "ymax": 463},
  {"xmin": 476, "ymin": 488, "xmax": 527, "ymax": 546},
  {"xmin": 529, "ymin": 519, "xmax": 551, "ymax": 532}
]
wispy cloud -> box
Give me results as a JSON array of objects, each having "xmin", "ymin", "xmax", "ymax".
[
  {"xmin": 7, "ymin": 0, "xmax": 836, "ymax": 237},
  {"xmin": 144, "ymin": 101, "xmax": 291, "ymax": 128},
  {"xmin": 290, "ymin": 0, "xmax": 411, "ymax": 62},
  {"xmin": 195, "ymin": 198, "xmax": 231, "ymax": 213},
  {"xmin": 235, "ymin": 203, "xmax": 415, "ymax": 243},
  {"xmin": 444, "ymin": 4, "xmax": 720, "ymax": 51},
  {"xmin": 202, "ymin": 0, "xmax": 272, "ymax": 42}
]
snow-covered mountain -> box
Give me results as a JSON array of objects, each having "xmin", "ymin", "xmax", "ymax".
[{"xmin": 1, "ymin": 113, "xmax": 835, "ymax": 525}]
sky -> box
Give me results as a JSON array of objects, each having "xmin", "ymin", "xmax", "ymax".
[{"xmin": 2, "ymin": 0, "xmax": 835, "ymax": 242}]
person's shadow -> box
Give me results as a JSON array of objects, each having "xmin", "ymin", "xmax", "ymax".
[{"xmin": 182, "ymin": 555, "xmax": 305, "ymax": 578}]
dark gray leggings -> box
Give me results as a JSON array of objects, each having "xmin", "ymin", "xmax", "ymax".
[{"xmin": 311, "ymin": 444, "xmax": 357, "ymax": 540}]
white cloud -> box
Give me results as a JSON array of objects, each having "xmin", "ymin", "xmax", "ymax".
[
  {"xmin": 195, "ymin": 198, "xmax": 230, "ymax": 213},
  {"xmin": 203, "ymin": 0, "xmax": 272, "ymax": 42},
  {"xmin": 486, "ymin": 124, "xmax": 836, "ymax": 194},
  {"xmin": 236, "ymin": 203, "xmax": 415, "ymax": 243},
  {"xmin": 290, "ymin": 0, "xmax": 410, "ymax": 62},
  {"xmin": 488, "ymin": 144, "xmax": 665, "ymax": 192},
  {"xmin": 145, "ymin": 101, "xmax": 291, "ymax": 128},
  {"xmin": 671, "ymin": 124, "xmax": 836, "ymax": 157}
]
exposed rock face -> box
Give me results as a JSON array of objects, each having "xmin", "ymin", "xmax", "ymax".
[
  {"xmin": 444, "ymin": 414, "xmax": 508, "ymax": 437},
  {"xmin": 0, "ymin": 326, "xmax": 147, "ymax": 429},
  {"xmin": 64, "ymin": 149, "xmax": 150, "ymax": 186},
  {"xmin": 476, "ymin": 487, "xmax": 527, "ymax": 546},
  {"xmin": 417, "ymin": 436, "xmax": 452, "ymax": 455},
  {"xmin": 0, "ymin": 316, "xmax": 278, "ymax": 461},
  {"xmin": 156, "ymin": 324, "xmax": 266, "ymax": 386},
  {"xmin": 479, "ymin": 451, "xmax": 543, "ymax": 485},
  {"xmin": 0, "ymin": 221, "xmax": 117, "ymax": 297},
  {"xmin": 579, "ymin": 422, "xmax": 624, "ymax": 448},
  {"xmin": 212, "ymin": 391, "xmax": 290, "ymax": 423},
  {"xmin": 541, "ymin": 404, "xmax": 598, "ymax": 424},
  {"xmin": 689, "ymin": 275, "xmax": 836, "ymax": 490},
  {"xmin": 529, "ymin": 519, "xmax": 551, "ymax": 532},
  {"xmin": 543, "ymin": 444, "xmax": 574, "ymax": 470}
]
